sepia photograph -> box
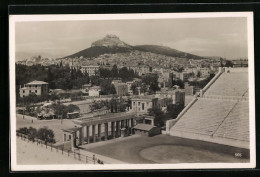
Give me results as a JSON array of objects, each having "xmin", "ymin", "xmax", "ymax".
[{"xmin": 9, "ymin": 12, "xmax": 255, "ymax": 171}]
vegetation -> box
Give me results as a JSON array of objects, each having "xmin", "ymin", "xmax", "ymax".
[
  {"xmin": 16, "ymin": 63, "xmax": 90, "ymax": 93},
  {"xmin": 141, "ymin": 73, "xmax": 160, "ymax": 93},
  {"xmin": 148, "ymin": 102, "xmax": 184, "ymax": 127},
  {"xmin": 188, "ymin": 73, "xmax": 215, "ymax": 89},
  {"xmin": 51, "ymin": 103, "xmax": 80, "ymax": 118},
  {"xmin": 17, "ymin": 127, "xmax": 56, "ymax": 144},
  {"xmin": 89, "ymin": 97, "xmax": 131, "ymax": 113},
  {"xmin": 99, "ymin": 65, "xmax": 139, "ymax": 82}
]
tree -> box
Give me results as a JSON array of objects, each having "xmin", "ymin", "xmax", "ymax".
[
  {"xmin": 175, "ymin": 79, "xmax": 184, "ymax": 89},
  {"xmin": 28, "ymin": 127, "xmax": 37, "ymax": 141},
  {"xmin": 148, "ymin": 107, "xmax": 166, "ymax": 127},
  {"xmin": 99, "ymin": 79, "xmax": 116, "ymax": 95},
  {"xmin": 225, "ymin": 60, "xmax": 233, "ymax": 67},
  {"xmin": 197, "ymin": 71, "xmax": 201, "ymax": 78},
  {"xmin": 37, "ymin": 127, "xmax": 56, "ymax": 144},
  {"xmin": 141, "ymin": 74, "xmax": 159, "ymax": 93},
  {"xmin": 131, "ymin": 82, "xmax": 138, "ymax": 95},
  {"xmin": 111, "ymin": 64, "xmax": 119, "ymax": 79}
]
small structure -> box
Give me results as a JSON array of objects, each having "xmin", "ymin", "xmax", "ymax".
[
  {"xmin": 89, "ymin": 86, "xmax": 101, "ymax": 97},
  {"xmin": 67, "ymin": 112, "xmax": 80, "ymax": 119},
  {"xmin": 132, "ymin": 124, "xmax": 161, "ymax": 137}
]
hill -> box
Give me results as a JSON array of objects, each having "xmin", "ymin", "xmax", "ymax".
[
  {"xmin": 64, "ymin": 35, "xmax": 204, "ymax": 59},
  {"xmin": 134, "ymin": 45, "xmax": 203, "ymax": 59}
]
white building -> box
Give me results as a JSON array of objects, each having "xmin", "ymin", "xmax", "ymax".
[
  {"xmin": 20, "ymin": 80, "xmax": 49, "ymax": 97},
  {"xmin": 89, "ymin": 86, "xmax": 101, "ymax": 97},
  {"xmin": 80, "ymin": 65, "xmax": 100, "ymax": 76}
]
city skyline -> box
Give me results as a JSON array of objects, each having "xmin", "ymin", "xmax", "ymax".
[{"xmin": 15, "ymin": 17, "xmax": 248, "ymax": 60}]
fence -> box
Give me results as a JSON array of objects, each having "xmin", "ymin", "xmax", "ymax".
[{"xmin": 16, "ymin": 132, "xmax": 104, "ymax": 165}]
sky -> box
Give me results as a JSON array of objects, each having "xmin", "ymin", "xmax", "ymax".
[{"xmin": 15, "ymin": 17, "xmax": 248, "ymax": 60}]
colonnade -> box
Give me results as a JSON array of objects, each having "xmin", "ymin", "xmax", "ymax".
[{"xmin": 70, "ymin": 118, "xmax": 136, "ymax": 148}]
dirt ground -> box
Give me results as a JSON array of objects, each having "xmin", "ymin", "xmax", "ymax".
[
  {"xmin": 16, "ymin": 138, "xmax": 85, "ymax": 165},
  {"xmin": 85, "ymin": 134, "xmax": 250, "ymax": 164}
]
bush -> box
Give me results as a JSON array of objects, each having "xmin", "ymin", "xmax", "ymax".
[
  {"xmin": 17, "ymin": 126, "xmax": 56, "ymax": 144},
  {"xmin": 17, "ymin": 127, "xmax": 38, "ymax": 141},
  {"xmin": 37, "ymin": 127, "xmax": 56, "ymax": 144}
]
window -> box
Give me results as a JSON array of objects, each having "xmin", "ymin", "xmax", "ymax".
[
  {"xmin": 23, "ymin": 90, "xmax": 25, "ymax": 93},
  {"xmin": 133, "ymin": 102, "xmax": 135, "ymax": 106},
  {"xmin": 138, "ymin": 102, "xmax": 140, "ymax": 106},
  {"xmin": 142, "ymin": 103, "xmax": 145, "ymax": 110},
  {"xmin": 29, "ymin": 90, "xmax": 31, "ymax": 93},
  {"xmin": 35, "ymin": 85, "xmax": 37, "ymax": 88},
  {"xmin": 35, "ymin": 90, "xmax": 37, "ymax": 93}
]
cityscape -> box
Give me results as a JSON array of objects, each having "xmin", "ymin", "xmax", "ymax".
[{"xmin": 12, "ymin": 14, "xmax": 253, "ymax": 169}]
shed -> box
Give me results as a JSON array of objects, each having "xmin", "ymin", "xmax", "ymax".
[{"xmin": 133, "ymin": 124, "xmax": 161, "ymax": 137}]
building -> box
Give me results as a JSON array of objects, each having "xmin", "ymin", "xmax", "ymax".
[
  {"xmin": 232, "ymin": 59, "xmax": 248, "ymax": 67},
  {"xmin": 80, "ymin": 65, "xmax": 100, "ymax": 76},
  {"xmin": 126, "ymin": 81, "xmax": 134, "ymax": 95},
  {"xmin": 130, "ymin": 95, "xmax": 172, "ymax": 115},
  {"xmin": 179, "ymin": 72, "xmax": 189, "ymax": 81},
  {"xmin": 89, "ymin": 86, "xmax": 101, "ymax": 97},
  {"xmin": 132, "ymin": 124, "xmax": 161, "ymax": 137},
  {"xmin": 175, "ymin": 91, "xmax": 185, "ymax": 107},
  {"xmin": 199, "ymin": 67, "xmax": 210, "ymax": 77},
  {"xmin": 113, "ymin": 82, "xmax": 128, "ymax": 96},
  {"xmin": 19, "ymin": 80, "xmax": 49, "ymax": 97},
  {"xmin": 184, "ymin": 83, "xmax": 194, "ymax": 96}
]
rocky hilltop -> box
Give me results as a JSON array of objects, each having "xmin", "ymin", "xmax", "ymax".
[
  {"xmin": 91, "ymin": 34, "xmax": 131, "ymax": 48},
  {"xmin": 65, "ymin": 34, "xmax": 204, "ymax": 60}
]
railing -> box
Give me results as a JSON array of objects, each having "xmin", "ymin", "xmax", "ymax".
[{"xmin": 16, "ymin": 132, "xmax": 104, "ymax": 165}]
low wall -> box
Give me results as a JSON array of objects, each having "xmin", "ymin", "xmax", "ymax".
[{"xmin": 170, "ymin": 130, "xmax": 249, "ymax": 149}]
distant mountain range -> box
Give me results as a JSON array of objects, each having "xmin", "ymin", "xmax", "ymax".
[{"xmin": 64, "ymin": 34, "xmax": 204, "ymax": 59}]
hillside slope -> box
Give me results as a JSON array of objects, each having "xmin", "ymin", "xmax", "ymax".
[{"xmin": 134, "ymin": 45, "xmax": 203, "ymax": 59}]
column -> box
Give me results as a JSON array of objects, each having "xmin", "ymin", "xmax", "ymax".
[
  {"xmin": 111, "ymin": 121, "xmax": 115, "ymax": 139},
  {"xmin": 71, "ymin": 132, "xmax": 76, "ymax": 150},
  {"xmin": 92, "ymin": 124, "xmax": 96, "ymax": 143},
  {"xmin": 63, "ymin": 133, "xmax": 66, "ymax": 142},
  {"xmin": 116, "ymin": 121, "xmax": 120, "ymax": 137},
  {"xmin": 79, "ymin": 127, "xmax": 84, "ymax": 145},
  {"xmin": 121, "ymin": 120, "xmax": 125, "ymax": 128},
  {"xmin": 131, "ymin": 118, "xmax": 134, "ymax": 127},
  {"xmin": 131, "ymin": 118, "xmax": 135, "ymax": 134},
  {"xmin": 86, "ymin": 126, "xmax": 90, "ymax": 144},
  {"xmin": 104, "ymin": 123, "xmax": 108, "ymax": 140},
  {"xmin": 98, "ymin": 124, "xmax": 101, "ymax": 142},
  {"xmin": 126, "ymin": 119, "xmax": 129, "ymax": 128}
]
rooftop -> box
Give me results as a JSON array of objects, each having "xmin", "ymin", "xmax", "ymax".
[
  {"xmin": 73, "ymin": 112, "xmax": 136, "ymax": 126},
  {"xmin": 133, "ymin": 124, "xmax": 156, "ymax": 131},
  {"xmin": 26, "ymin": 80, "xmax": 48, "ymax": 85}
]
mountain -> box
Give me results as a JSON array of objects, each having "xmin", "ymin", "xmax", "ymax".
[
  {"xmin": 64, "ymin": 35, "xmax": 204, "ymax": 59},
  {"xmin": 91, "ymin": 34, "xmax": 131, "ymax": 48}
]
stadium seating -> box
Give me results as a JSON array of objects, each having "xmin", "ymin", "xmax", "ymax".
[
  {"xmin": 170, "ymin": 68, "xmax": 249, "ymax": 148},
  {"xmin": 204, "ymin": 72, "xmax": 248, "ymax": 97}
]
